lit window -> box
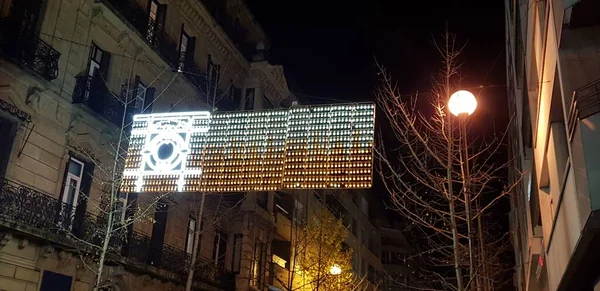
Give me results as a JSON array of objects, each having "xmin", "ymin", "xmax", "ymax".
[{"xmin": 186, "ymin": 218, "xmax": 196, "ymax": 255}]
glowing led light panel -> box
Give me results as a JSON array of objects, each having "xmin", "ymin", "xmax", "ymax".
[{"xmin": 120, "ymin": 102, "xmax": 375, "ymax": 193}]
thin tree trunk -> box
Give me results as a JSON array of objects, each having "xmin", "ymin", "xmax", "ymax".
[
  {"xmin": 93, "ymin": 56, "xmax": 136, "ymax": 291},
  {"xmin": 476, "ymin": 200, "xmax": 487, "ymax": 291},
  {"xmin": 458, "ymin": 116, "xmax": 477, "ymax": 290},
  {"xmin": 444, "ymin": 29, "xmax": 464, "ymax": 291},
  {"xmin": 185, "ymin": 192, "xmax": 207, "ymax": 291}
]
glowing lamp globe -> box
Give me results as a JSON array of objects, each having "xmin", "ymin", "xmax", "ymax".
[
  {"xmin": 330, "ymin": 264, "xmax": 342, "ymax": 275},
  {"xmin": 448, "ymin": 90, "xmax": 477, "ymax": 116}
]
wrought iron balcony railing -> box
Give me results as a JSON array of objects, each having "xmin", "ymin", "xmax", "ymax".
[
  {"xmin": 72, "ymin": 74, "xmax": 128, "ymax": 126},
  {"xmin": 99, "ymin": 0, "xmax": 179, "ymax": 68},
  {"xmin": 0, "ymin": 177, "xmax": 235, "ymax": 289},
  {"xmin": 0, "ymin": 18, "xmax": 60, "ymax": 81},
  {"xmin": 0, "ymin": 178, "xmax": 120, "ymax": 250},
  {"xmin": 201, "ymin": 0, "xmax": 256, "ymax": 61},
  {"xmin": 567, "ymin": 78, "xmax": 600, "ymax": 141},
  {"xmin": 196, "ymin": 260, "xmax": 236, "ymax": 290}
]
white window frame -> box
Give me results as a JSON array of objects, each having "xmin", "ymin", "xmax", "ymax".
[
  {"xmin": 88, "ymin": 43, "xmax": 104, "ymax": 77},
  {"xmin": 213, "ymin": 230, "xmax": 228, "ymax": 265},
  {"xmin": 136, "ymin": 81, "xmax": 147, "ymax": 111},
  {"xmin": 116, "ymin": 192, "xmax": 129, "ymax": 224},
  {"xmin": 186, "ymin": 218, "xmax": 196, "ymax": 255},
  {"xmin": 178, "ymin": 32, "xmax": 188, "ymax": 71},
  {"xmin": 62, "ymin": 157, "xmax": 84, "ymax": 207}
]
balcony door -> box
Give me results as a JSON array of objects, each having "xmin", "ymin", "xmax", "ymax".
[
  {"xmin": 8, "ymin": 0, "xmax": 41, "ymax": 37},
  {"xmin": 84, "ymin": 43, "xmax": 110, "ymax": 105},
  {"xmin": 146, "ymin": 0, "xmax": 166, "ymax": 45},
  {"xmin": 5, "ymin": 0, "xmax": 42, "ymax": 60},
  {"xmin": 59, "ymin": 157, "xmax": 85, "ymax": 230},
  {"xmin": 88, "ymin": 43, "xmax": 109, "ymax": 79},
  {"xmin": 0, "ymin": 116, "xmax": 15, "ymax": 178}
]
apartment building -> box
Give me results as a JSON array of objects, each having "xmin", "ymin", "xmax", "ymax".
[
  {"xmin": 377, "ymin": 218, "xmax": 416, "ymax": 291},
  {"xmin": 0, "ymin": 0, "xmax": 299, "ymax": 290},
  {"xmin": 505, "ymin": 0, "xmax": 600, "ymax": 290},
  {"xmin": 267, "ymin": 189, "xmax": 383, "ymax": 291}
]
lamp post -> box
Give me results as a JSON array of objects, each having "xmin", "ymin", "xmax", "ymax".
[{"xmin": 448, "ymin": 90, "xmax": 481, "ymax": 290}]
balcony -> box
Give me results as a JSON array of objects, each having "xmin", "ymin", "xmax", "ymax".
[
  {"xmin": 566, "ymin": 0, "xmax": 600, "ymax": 29},
  {"xmin": 97, "ymin": 0, "xmax": 180, "ymax": 68},
  {"xmin": 0, "ymin": 178, "xmax": 123, "ymax": 250},
  {"xmin": 72, "ymin": 74, "xmax": 129, "ymax": 126},
  {"xmin": 201, "ymin": 0, "xmax": 257, "ymax": 61},
  {"xmin": 0, "ymin": 18, "xmax": 60, "ymax": 81},
  {"xmin": 0, "ymin": 178, "xmax": 235, "ymax": 290},
  {"xmin": 567, "ymin": 78, "xmax": 600, "ymax": 140}
]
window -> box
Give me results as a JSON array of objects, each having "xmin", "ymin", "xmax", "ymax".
[
  {"xmin": 114, "ymin": 192, "xmax": 129, "ymax": 224},
  {"xmin": 62, "ymin": 157, "xmax": 84, "ymax": 208},
  {"xmin": 0, "ymin": 116, "xmax": 16, "ymax": 178},
  {"xmin": 88, "ymin": 43, "xmax": 110, "ymax": 78},
  {"xmin": 245, "ymin": 88, "xmax": 255, "ymax": 110},
  {"xmin": 146, "ymin": 0, "xmax": 166, "ymax": 44},
  {"xmin": 360, "ymin": 195, "xmax": 368, "ymax": 216},
  {"xmin": 40, "ymin": 270, "xmax": 72, "ymax": 291},
  {"xmin": 232, "ymin": 234, "xmax": 242, "ymax": 273},
  {"xmin": 0, "ymin": 0, "xmax": 12, "ymax": 18},
  {"xmin": 213, "ymin": 229, "xmax": 227, "ymax": 265},
  {"xmin": 147, "ymin": 0, "xmax": 159, "ymax": 42},
  {"xmin": 178, "ymin": 28, "xmax": 189, "ymax": 71},
  {"xmin": 149, "ymin": 200, "xmax": 169, "ymax": 265},
  {"xmin": 231, "ymin": 87, "xmax": 242, "ymax": 110},
  {"xmin": 293, "ymin": 199, "xmax": 306, "ymax": 225},
  {"xmin": 207, "ymin": 56, "xmax": 220, "ymax": 99},
  {"xmin": 186, "ymin": 217, "xmax": 196, "ymax": 255},
  {"xmin": 251, "ymin": 242, "xmax": 265, "ymax": 287},
  {"xmin": 86, "ymin": 43, "xmax": 111, "ymax": 100},
  {"xmin": 88, "ymin": 44, "xmax": 102, "ymax": 77}
]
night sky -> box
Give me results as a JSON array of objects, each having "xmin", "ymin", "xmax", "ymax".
[{"xmin": 245, "ymin": 0, "xmax": 512, "ymax": 288}]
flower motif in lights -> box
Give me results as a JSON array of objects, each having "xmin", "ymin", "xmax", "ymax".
[{"xmin": 123, "ymin": 112, "xmax": 211, "ymax": 192}]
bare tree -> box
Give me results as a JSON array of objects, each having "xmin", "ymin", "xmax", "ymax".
[
  {"xmin": 183, "ymin": 58, "xmax": 247, "ymax": 291},
  {"xmin": 375, "ymin": 32, "xmax": 516, "ymax": 291},
  {"xmin": 59, "ymin": 54, "xmax": 195, "ymax": 290}
]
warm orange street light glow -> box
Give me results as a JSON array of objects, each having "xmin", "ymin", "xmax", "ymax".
[
  {"xmin": 448, "ymin": 90, "xmax": 477, "ymax": 116},
  {"xmin": 330, "ymin": 264, "xmax": 342, "ymax": 275}
]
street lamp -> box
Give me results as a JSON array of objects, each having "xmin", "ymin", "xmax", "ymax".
[
  {"xmin": 448, "ymin": 90, "xmax": 477, "ymax": 116},
  {"xmin": 329, "ymin": 264, "xmax": 342, "ymax": 275},
  {"xmin": 448, "ymin": 89, "xmax": 484, "ymax": 289}
]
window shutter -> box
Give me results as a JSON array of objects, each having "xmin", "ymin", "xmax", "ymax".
[
  {"xmin": 232, "ymin": 234, "xmax": 242, "ymax": 273},
  {"xmin": 143, "ymin": 87, "xmax": 156, "ymax": 113},
  {"xmin": 156, "ymin": 4, "xmax": 167, "ymax": 32},
  {"xmin": 149, "ymin": 200, "xmax": 169, "ymax": 265},
  {"xmin": 0, "ymin": 117, "xmax": 16, "ymax": 178},
  {"xmin": 184, "ymin": 37, "xmax": 196, "ymax": 69},
  {"xmin": 72, "ymin": 159, "xmax": 94, "ymax": 236},
  {"xmin": 99, "ymin": 51, "xmax": 111, "ymax": 80}
]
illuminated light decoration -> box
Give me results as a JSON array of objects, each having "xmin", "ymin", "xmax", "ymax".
[
  {"xmin": 120, "ymin": 103, "xmax": 375, "ymax": 193},
  {"xmin": 123, "ymin": 112, "xmax": 211, "ymax": 192}
]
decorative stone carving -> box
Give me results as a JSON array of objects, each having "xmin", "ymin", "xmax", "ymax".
[
  {"xmin": 42, "ymin": 245, "xmax": 55, "ymax": 258},
  {"xmin": 0, "ymin": 232, "xmax": 12, "ymax": 250},
  {"xmin": 91, "ymin": 6, "xmax": 102, "ymax": 19},
  {"xmin": 118, "ymin": 31, "xmax": 129, "ymax": 43},
  {"xmin": 18, "ymin": 238, "xmax": 28, "ymax": 249},
  {"xmin": 0, "ymin": 98, "xmax": 31, "ymax": 121}
]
